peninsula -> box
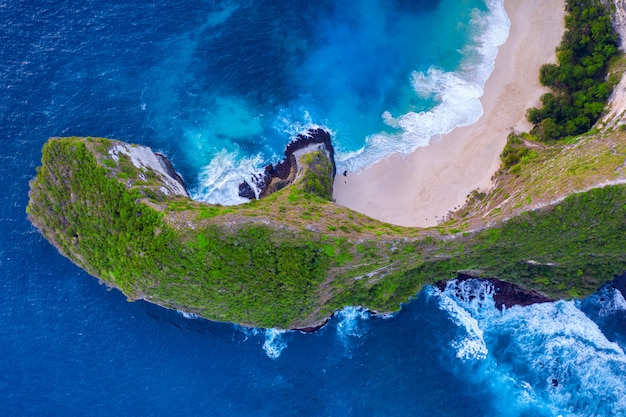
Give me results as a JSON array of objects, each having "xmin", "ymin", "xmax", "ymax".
[{"xmin": 27, "ymin": 0, "xmax": 626, "ymax": 329}]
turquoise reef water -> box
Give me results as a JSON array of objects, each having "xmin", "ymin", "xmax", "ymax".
[{"xmin": 1, "ymin": 1, "xmax": 625, "ymax": 415}]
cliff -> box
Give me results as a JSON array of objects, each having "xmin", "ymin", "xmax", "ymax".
[
  {"xmin": 239, "ymin": 128, "xmax": 335, "ymax": 200},
  {"xmin": 26, "ymin": 1, "xmax": 626, "ymax": 329},
  {"xmin": 27, "ymin": 129, "xmax": 626, "ymax": 329}
]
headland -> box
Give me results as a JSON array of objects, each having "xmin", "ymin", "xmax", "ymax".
[{"xmin": 26, "ymin": 0, "xmax": 626, "ymax": 330}]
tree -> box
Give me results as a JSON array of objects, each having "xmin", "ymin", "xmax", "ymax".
[{"xmin": 527, "ymin": 0, "xmax": 620, "ymax": 141}]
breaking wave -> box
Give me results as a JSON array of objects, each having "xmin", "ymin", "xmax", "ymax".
[
  {"xmin": 336, "ymin": 0, "xmax": 510, "ymax": 172},
  {"xmin": 432, "ymin": 281, "xmax": 626, "ymax": 416}
]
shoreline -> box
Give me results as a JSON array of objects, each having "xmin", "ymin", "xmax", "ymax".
[{"xmin": 333, "ymin": 0, "xmax": 566, "ymax": 227}]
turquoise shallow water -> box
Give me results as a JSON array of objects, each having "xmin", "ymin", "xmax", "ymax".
[
  {"xmin": 138, "ymin": 0, "xmax": 507, "ymax": 204},
  {"xmin": 1, "ymin": 1, "xmax": 626, "ymax": 415}
]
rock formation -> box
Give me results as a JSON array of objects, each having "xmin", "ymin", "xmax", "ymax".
[{"xmin": 239, "ymin": 128, "xmax": 335, "ymax": 199}]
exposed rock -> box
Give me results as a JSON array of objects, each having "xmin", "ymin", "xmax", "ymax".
[
  {"xmin": 155, "ymin": 152, "xmax": 188, "ymax": 196},
  {"xmin": 239, "ymin": 128, "xmax": 335, "ymax": 199},
  {"xmin": 238, "ymin": 181, "xmax": 256, "ymax": 200},
  {"xmin": 108, "ymin": 143, "xmax": 189, "ymax": 198},
  {"xmin": 436, "ymin": 273, "xmax": 555, "ymax": 310},
  {"xmin": 295, "ymin": 319, "xmax": 329, "ymax": 334}
]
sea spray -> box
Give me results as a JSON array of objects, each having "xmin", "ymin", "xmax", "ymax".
[
  {"xmin": 433, "ymin": 281, "xmax": 626, "ymax": 416},
  {"xmin": 334, "ymin": 306, "xmax": 371, "ymax": 357},
  {"xmin": 580, "ymin": 284, "xmax": 626, "ymax": 319},
  {"xmin": 578, "ymin": 284, "xmax": 626, "ymax": 354},
  {"xmin": 262, "ymin": 328, "xmax": 288, "ymax": 359},
  {"xmin": 191, "ymin": 150, "xmax": 266, "ymax": 204},
  {"xmin": 171, "ymin": 0, "xmax": 511, "ymax": 202},
  {"xmin": 431, "ymin": 281, "xmax": 494, "ymax": 361},
  {"xmin": 176, "ymin": 310, "xmax": 199, "ymax": 320},
  {"xmin": 231, "ymin": 326, "xmax": 291, "ymax": 359}
]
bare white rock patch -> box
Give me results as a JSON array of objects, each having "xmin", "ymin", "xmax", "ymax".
[{"xmin": 109, "ymin": 143, "xmax": 189, "ymax": 198}]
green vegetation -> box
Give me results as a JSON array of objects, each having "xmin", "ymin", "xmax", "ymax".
[
  {"xmin": 298, "ymin": 150, "xmax": 334, "ymax": 200},
  {"xmin": 326, "ymin": 185, "xmax": 626, "ymax": 312},
  {"xmin": 28, "ymin": 136, "xmax": 626, "ymax": 329},
  {"xmin": 27, "ymin": 139, "xmax": 332, "ymax": 328},
  {"xmin": 500, "ymin": 133, "xmax": 538, "ymax": 174},
  {"xmin": 24, "ymin": 0, "xmax": 626, "ymax": 329},
  {"xmin": 527, "ymin": 0, "xmax": 620, "ymax": 141}
]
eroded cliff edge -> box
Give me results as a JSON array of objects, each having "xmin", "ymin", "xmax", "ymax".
[{"xmin": 27, "ymin": 125, "xmax": 626, "ymax": 329}]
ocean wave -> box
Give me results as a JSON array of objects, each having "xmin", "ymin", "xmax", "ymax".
[
  {"xmin": 490, "ymin": 301, "xmax": 626, "ymax": 416},
  {"xmin": 335, "ymin": 306, "xmax": 370, "ymax": 339},
  {"xmin": 190, "ymin": 149, "xmax": 265, "ymax": 205},
  {"xmin": 431, "ymin": 283, "xmax": 490, "ymax": 361},
  {"xmin": 176, "ymin": 310, "xmax": 199, "ymax": 320},
  {"xmin": 579, "ymin": 284, "xmax": 626, "ymax": 323},
  {"xmin": 262, "ymin": 328, "xmax": 288, "ymax": 359},
  {"xmin": 437, "ymin": 281, "xmax": 626, "ymax": 416},
  {"xmin": 191, "ymin": 108, "xmax": 336, "ymax": 206},
  {"xmin": 273, "ymin": 108, "xmax": 332, "ymax": 142},
  {"xmin": 336, "ymin": 0, "xmax": 510, "ymax": 173},
  {"xmin": 334, "ymin": 306, "xmax": 371, "ymax": 357},
  {"xmin": 233, "ymin": 326, "xmax": 290, "ymax": 359}
]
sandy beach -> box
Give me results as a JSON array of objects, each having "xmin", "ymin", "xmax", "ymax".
[{"xmin": 333, "ymin": 0, "xmax": 566, "ymax": 227}]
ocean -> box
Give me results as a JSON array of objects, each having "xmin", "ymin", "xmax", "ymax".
[{"xmin": 1, "ymin": 0, "xmax": 625, "ymax": 415}]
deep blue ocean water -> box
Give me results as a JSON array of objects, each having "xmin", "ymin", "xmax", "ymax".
[{"xmin": 1, "ymin": 0, "xmax": 626, "ymax": 415}]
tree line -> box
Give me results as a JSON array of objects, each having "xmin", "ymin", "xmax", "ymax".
[{"xmin": 527, "ymin": 0, "xmax": 620, "ymax": 141}]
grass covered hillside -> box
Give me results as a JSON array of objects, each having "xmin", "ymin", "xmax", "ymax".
[
  {"xmin": 26, "ymin": 0, "xmax": 626, "ymax": 329},
  {"xmin": 27, "ymin": 131, "xmax": 626, "ymax": 329}
]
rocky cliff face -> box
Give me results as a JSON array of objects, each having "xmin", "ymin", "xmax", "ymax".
[
  {"xmin": 27, "ymin": 135, "xmax": 626, "ymax": 329},
  {"xmin": 108, "ymin": 142, "xmax": 189, "ymax": 198},
  {"xmin": 238, "ymin": 128, "xmax": 335, "ymax": 199}
]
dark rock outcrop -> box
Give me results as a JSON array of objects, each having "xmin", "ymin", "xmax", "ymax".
[
  {"xmin": 155, "ymin": 152, "xmax": 189, "ymax": 197},
  {"xmin": 238, "ymin": 181, "xmax": 256, "ymax": 200},
  {"xmin": 295, "ymin": 319, "xmax": 329, "ymax": 334},
  {"xmin": 436, "ymin": 273, "xmax": 555, "ymax": 310},
  {"xmin": 238, "ymin": 128, "xmax": 335, "ymax": 199}
]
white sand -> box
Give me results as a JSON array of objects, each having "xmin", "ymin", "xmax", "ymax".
[{"xmin": 333, "ymin": 0, "xmax": 565, "ymax": 227}]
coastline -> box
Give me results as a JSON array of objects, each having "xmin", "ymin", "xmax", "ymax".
[{"xmin": 333, "ymin": 0, "xmax": 566, "ymax": 227}]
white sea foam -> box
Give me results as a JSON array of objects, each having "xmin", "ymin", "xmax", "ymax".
[
  {"xmin": 433, "ymin": 283, "xmax": 490, "ymax": 361},
  {"xmin": 233, "ymin": 324, "xmax": 260, "ymax": 343},
  {"xmin": 336, "ymin": 0, "xmax": 510, "ymax": 173},
  {"xmin": 262, "ymin": 328, "xmax": 288, "ymax": 359},
  {"xmin": 234, "ymin": 326, "xmax": 290, "ymax": 359},
  {"xmin": 604, "ymin": 286, "xmax": 626, "ymax": 314},
  {"xmin": 615, "ymin": 288, "xmax": 626, "ymax": 311},
  {"xmin": 444, "ymin": 278, "xmax": 497, "ymax": 316},
  {"xmin": 176, "ymin": 310, "xmax": 198, "ymax": 320},
  {"xmin": 192, "ymin": 107, "xmax": 336, "ymax": 206},
  {"xmin": 334, "ymin": 306, "xmax": 370, "ymax": 357},
  {"xmin": 436, "ymin": 281, "xmax": 626, "ymax": 415},
  {"xmin": 335, "ymin": 306, "xmax": 370, "ymax": 339},
  {"xmin": 491, "ymin": 301, "xmax": 626, "ymax": 416},
  {"xmin": 191, "ymin": 149, "xmax": 265, "ymax": 205},
  {"xmin": 273, "ymin": 108, "xmax": 337, "ymax": 153},
  {"xmin": 582, "ymin": 285, "xmax": 626, "ymax": 319},
  {"xmin": 275, "ymin": 109, "xmax": 318, "ymax": 139}
]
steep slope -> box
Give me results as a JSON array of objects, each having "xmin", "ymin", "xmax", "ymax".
[{"xmin": 27, "ymin": 129, "xmax": 626, "ymax": 329}]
